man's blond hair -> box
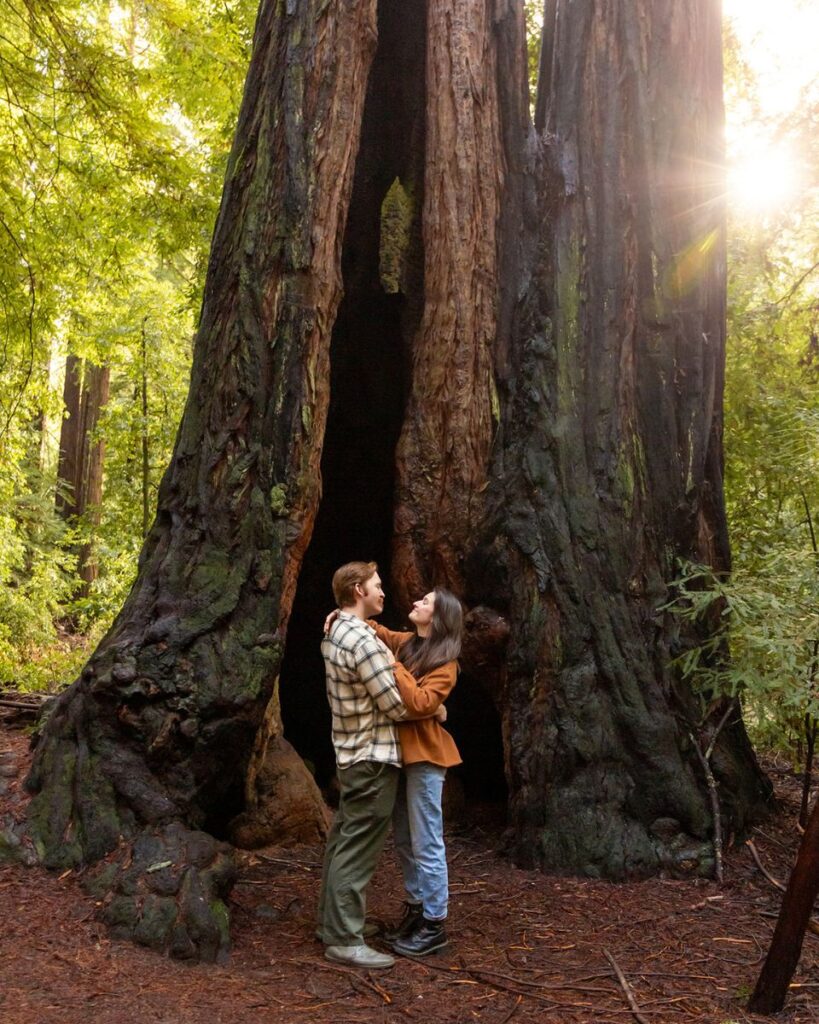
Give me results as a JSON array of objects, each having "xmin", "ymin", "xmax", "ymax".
[{"xmin": 332, "ymin": 561, "xmax": 378, "ymax": 607}]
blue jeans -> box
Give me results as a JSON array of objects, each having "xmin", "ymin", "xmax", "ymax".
[{"xmin": 393, "ymin": 762, "xmax": 448, "ymax": 921}]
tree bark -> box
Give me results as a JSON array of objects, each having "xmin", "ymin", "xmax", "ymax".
[
  {"xmin": 56, "ymin": 352, "xmax": 83, "ymax": 520},
  {"xmin": 141, "ymin": 317, "xmax": 150, "ymax": 539},
  {"xmin": 391, "ymin": 0, "xmax": 505, "ymax": 604},
  {"xmin": 469, "ymin": 0, "xmax": 771, "ymax": 875},
  {"xmin": 26, "ymin": 0, "xmax": 379, "ymax": 961},
  {"xmin": 76, "ymin": 361, "xmax": 110, "ymax": 597}
]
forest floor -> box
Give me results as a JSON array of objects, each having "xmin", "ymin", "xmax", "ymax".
[{"xmin": 1, "ymin": 721, "xmax": 817, "ymax": 1024}]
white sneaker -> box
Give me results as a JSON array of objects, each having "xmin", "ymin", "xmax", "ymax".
[{"xmin": 324, "ymin": 943, "xmax": 395, "ymax": 969}]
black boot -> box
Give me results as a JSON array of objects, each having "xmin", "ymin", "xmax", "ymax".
[
  {"xmin": 383, "ymin": 901, "xmax": 424, "ymax": 944},
  {"xmin": 393, "ymin": 917, "xmax": 448, "ymax": 957}
]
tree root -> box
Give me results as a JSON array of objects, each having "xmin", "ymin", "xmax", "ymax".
[{"xmin": 84, "ymin": 821, "xmax": 237, "ymax": 963}]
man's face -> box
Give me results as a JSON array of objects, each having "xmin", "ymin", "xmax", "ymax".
[{"xmin": 357, "ymin": 572, "xmax": 385, "ymax": 617}]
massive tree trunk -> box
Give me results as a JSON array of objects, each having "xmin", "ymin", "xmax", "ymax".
[
  {"xmin": 26, "ymin": 0, "xmax": 380, "ymax": 961},
  {"xmin": 391, "ymin": 0, "xmax": 504, "ymax": 601},
  {"xmin": 24, "ymin": 0, "xmax": 771, "ymax": 962},
  {"xmin": 477, "ymin": 0, "xmax": 771, "ymax": 875}
]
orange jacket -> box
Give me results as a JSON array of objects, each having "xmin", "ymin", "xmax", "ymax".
[{"xmin": 369, "ymin": 622, "xmax": 462, "ymax": 768}]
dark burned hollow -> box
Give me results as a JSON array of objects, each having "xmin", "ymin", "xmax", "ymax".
[{"xmin": 278, "ymin": 0, "xmax": 507, "ymax": 819}]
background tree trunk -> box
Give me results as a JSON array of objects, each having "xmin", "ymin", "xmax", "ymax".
[
  {"xmin": 76, "ymin": 361, "xmax": 110, "ymax": 598},
  {"xmin": 25, "ymin": 0, "xmax": 773, "ymax": 961},
  {"xmin": 56, "ymin": 353, "xmax": 83, "ymax": 520},
  {"xmin": 55, "ymin": 356, "xmax": 110, "ymax": 599},
  {"xmin": 141, "ymin": 317, "xmax": 150, "ymax": 539}
]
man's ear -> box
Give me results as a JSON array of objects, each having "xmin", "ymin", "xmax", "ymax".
[{"xmin": 354, "ymin": 582, "xmax": 365, "ymax": 598}]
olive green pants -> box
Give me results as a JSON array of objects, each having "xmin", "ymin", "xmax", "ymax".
[{"xmin": 318, "ymin": 760, "xmax": 399, "ymax": 946}]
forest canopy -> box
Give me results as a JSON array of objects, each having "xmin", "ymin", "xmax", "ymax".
[{"xmin": 0, "ymin": 0, "xmax": 255, "ymax": 682}]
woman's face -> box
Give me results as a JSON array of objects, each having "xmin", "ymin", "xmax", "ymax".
[{"xmin": 408, "ymin": 591, "xmax": 436, "ymax": 630}]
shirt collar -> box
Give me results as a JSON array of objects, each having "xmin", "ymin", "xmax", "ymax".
[{"xmin": 338, "ymin": 610, "xmax": 376, "ymax": 635}]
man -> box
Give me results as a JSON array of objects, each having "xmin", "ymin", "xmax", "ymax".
[{"xmin": 317, "ymin": 560, "xmax": 415, "ymax": 969}]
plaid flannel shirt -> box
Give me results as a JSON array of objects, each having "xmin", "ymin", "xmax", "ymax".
[{"xmin": 321, "ymin": 611, "xmax": 407, "ymax": 768}]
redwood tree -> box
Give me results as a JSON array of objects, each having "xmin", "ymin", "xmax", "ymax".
[
  {"xmin": 56, "ymin": 356, "xmax": 111, "ymax": 596},
  {"xmin": 55, "ymin": 353, "xmax": 83, "ymax": 521},
  {"xmin": 474, "ymin": 0, "xmax": 774, "ymax": 876},
  {"xmin": 22, "ymin": 0, "xmax": 771, "ymax": 961}
]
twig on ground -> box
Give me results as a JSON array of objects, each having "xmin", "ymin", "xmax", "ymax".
[
  {"xmin": 255, "ymin": 852, "xmax": 321, "ymax": 869},
  {"xmin": 360, "ymin": 974, "xmax": 392, "ymax": 1004},
  {"xmin": 746, "ymin": 840, "xmax": 785, "ymax": 892},
  {"xmin": 496, "ymin": 995, "xmax": 523, "ymax": 1024},
  {"xmin": 603, "ymin": 948, "xmax": 651, "ymax": 1024},
  {"xmin": 752, "ymin": 825, "xmax": 791, "ymax": 850},
  {"xmin": 465, "ymin": 965, "xmax": 615, "ymax": 995},
  {"xmin": 416, "ymin": 959, "xmax": 585, "ymax": 1009}
]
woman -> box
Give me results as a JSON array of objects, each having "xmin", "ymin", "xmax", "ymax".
[{"xmin": 367, "ymin": 588, "xmax": 463, "ymax": 957}]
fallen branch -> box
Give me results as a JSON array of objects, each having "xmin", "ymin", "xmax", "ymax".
[
  {"xmin": 464, "ymin": 967, "xmax": 614, "ymax": 995},
  {"xmin": 746, "ymin": 839, "xmax": 785, "ymax": 892},
  {"xmin": 419, "ymin": 960, "xmax": 595, "ymax": 1010},
  {"xmin": 0, "ymin": 689, "xmax": 56, "ymax": 701},
  {"xmin": 753, "ymin": 826, "xmax": 790, "ymax": 851},
  {"xmin": 603, "ymin": 948, "xmax": 650, "ymax": 1024}
]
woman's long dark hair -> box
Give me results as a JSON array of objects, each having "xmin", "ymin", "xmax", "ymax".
[{"xmin": 398, "ymin": 588, "xmax": 463, "ymax": 678}]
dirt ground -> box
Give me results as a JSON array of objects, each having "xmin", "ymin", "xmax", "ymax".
[{"xmin": 1, "ymin": 723, "xmax": 817, "ymax": 1024}]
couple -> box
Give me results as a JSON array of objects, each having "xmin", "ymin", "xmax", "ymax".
[{"xmin": 317, "ymin": 560, "xmax": 462, "ymax": 969}]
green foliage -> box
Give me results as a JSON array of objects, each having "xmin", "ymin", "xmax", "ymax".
[
  {"xmin": 668, "ymin": 13, "xmax": 819, "ymax": 754},
  {"xmin": 665, "ymin": 555, "xmax": 819, "ymax": 753},
  {"xmin": 0, "ymin": 0, "xmax": 255, "ymax": 688},
  {"xmin": 379, "ymin": 178, "xmax": 413, "ymax": 295},
  {"xmin": 525, "ymin": 1, "xmax": 544, "ymax": 98},
  {"xmin": 0, "ymin": 460, "xmax": 86, "ymax": 687}
]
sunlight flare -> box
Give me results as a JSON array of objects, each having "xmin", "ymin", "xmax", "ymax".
[{"xmin": 728, "ymin": 145, "xmax": 801, "ymax": 214}]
